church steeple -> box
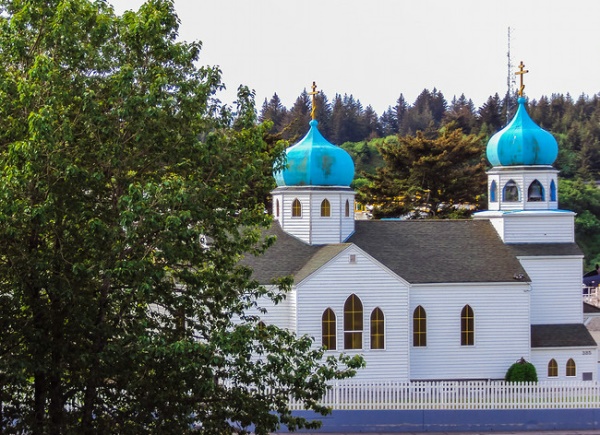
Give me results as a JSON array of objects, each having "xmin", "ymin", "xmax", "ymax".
[
  {"xmin": 271, "ymin": 82, "xmax": 356, "ymax": 245},
  {"xmin": 484, "ymin": 62, "xmax": 559, "ymax": 212},
  {"xmin": 474, "ymin": 64, "xmax": 574, "ymax": 244}
]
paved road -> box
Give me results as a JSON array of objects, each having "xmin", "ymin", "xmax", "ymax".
[{"xmin": 300, "ymin": 431, "xmax": 600, "ymax": 435}]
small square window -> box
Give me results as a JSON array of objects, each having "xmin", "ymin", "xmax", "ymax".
[{"xmin": 349, "ymin": 254, "xmax": 356, "ymax": 263}]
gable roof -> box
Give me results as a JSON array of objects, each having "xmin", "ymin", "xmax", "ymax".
[
  {"xmin": 531, "ymin": 324, "xmax": 597, "ymax": 348},
  {"xmin": 347, "ymin": 220, "xmax": 529, "ymax": 284},
  {"xmin": 242, "ymin": 219, "xmax": 531, "ymax": 285},
  {"xmin": 239, "ymin": 224, "xmax": 348, "ymax": 285}
]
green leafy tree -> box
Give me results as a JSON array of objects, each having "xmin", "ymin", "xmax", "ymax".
[
  {"xmin": 0, "ymin": 1, "xmax": 361, "ymax": 434},
  {"xmin": 559, "ymin": 179, "xmax": 600, "ymax": 269},
  {"xmin": 359, "ymin": 126, "xmax": 486, "ymax": 218}
]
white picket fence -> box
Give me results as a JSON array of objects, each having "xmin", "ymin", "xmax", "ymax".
[{"xmin": 288, "ymin": 380, "xmax": 600, "ymax": 410}]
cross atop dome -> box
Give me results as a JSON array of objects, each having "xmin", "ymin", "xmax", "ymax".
[
  {"xmin": 308, "ymin": 81, "xmax": 320, "ymax": 120},
  {"xmin": 515, "ymin": 61, "xmax": 529, "ymax": 97}
]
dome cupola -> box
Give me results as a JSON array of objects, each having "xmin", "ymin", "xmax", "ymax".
[
  {"xmin": 274, "ymin": 118, "xmax": 354, "ymax": 187},
  {"xmin": 486, "ymin": 96, "xmax": 558, "ymax": 166}
]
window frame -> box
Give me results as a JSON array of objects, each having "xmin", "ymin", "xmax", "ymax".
[
  {"xmin": 527, "ymin": 179, "xmax": 544, "ymax": 202},
  {"xmin": 503, "ymin": 180, "xmax": 519, "ymax": 202},
  {"xmin": 322, "ymin": 308, "xmax": 337, "ymax": 351},
  {"xmin": 370, "ymin": 307, "xmax": 385, "ymax": 350},
  {"xmin": 548, "ymin": 358, "xmax": 558, "ymax": 377},
  {"xmin": 460, "ymin": 304, "xmax": 474, "ymax": 346},
  {"xmin": 413, "ymin": 305, "xmax": 427, "ymax": 347},
  {"xmin": 320, "ymin": 198, "xmax": 331, "ymax": 217},
  {"xmin": 291, "ymin": 198, "xmax": 302, "ymax": 217},
  {"xmin": 344, "ymin": 294, "xmax": 363, "ymax": 350},
  {"xmin": 566, "ymin": 358, "xmax": 576, "ymax": 377}
]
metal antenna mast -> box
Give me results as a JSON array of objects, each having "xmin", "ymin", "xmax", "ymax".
[{"xmin": 507, "ymin": 27, "xmax": 514, "ymax": 98}]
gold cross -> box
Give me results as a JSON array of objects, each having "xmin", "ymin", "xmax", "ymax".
[
  {"xmin": 515, "ymin": 61, "xmax": 529, "ymax": 97},
  {"xmin": 308, "ymin": 81, "xmax": 320, "ymax": 120}
]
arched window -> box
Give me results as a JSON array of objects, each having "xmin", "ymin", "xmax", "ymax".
[
  {"xmin": 292, "ymin": 198, "xmax": 302, "ymax": 217},
  {"xmin": 413, "ymin": 305, "xmax": 427, "ymax": 347},
  {"xmin": 461, "ymin": 305, "xmax": 474, "ymax": 346},
  {"xmin": 503, "ymin": 180, "xmax": 519, "ymax": 202},
  {"xmin": 528, "ymin": 180, "xmax": 544, "ymax": 201},
  {"xmin": 322, "ymin": 308, "xmax": 336, "ymax": 350},
  {"xmin": 548, "ymin": 359, "xmax": 558, "ymax": 377},
  {"xmin": 566, "ymin": 358, "xmax": 576, "ymax": 377},
  {"xmin": 321, "ymin": 199, "xmax": 331, "ymax": 217},
  {"xmin": 370, "ymin": 308, "xmax": 385, "ymax": 349},
  {"xmin": 345, "ymin": 199, "xmax": 350, "ymax": 217},
  {"xmin": 344, "ymin": 294, "xmax": 363, "ymax": 350},
  {"xmin": 490, "ymin": 180, "xmax": 498, "ymax": 202},
  {"xmin": 550, "ymin": 180, "xmax": 557, "ymax": 201},
  {"xmin": 275, "ymin": 199, "xmax": 280, "ymax": 217}
]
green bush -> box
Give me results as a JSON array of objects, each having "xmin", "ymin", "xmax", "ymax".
[{"xmin": 505, "ymin": 357, "xmax": 538, "ymax": 382}]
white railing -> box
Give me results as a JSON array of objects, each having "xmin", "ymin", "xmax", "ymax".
[{"xmin": 288, "ymin": 380, "xmax": 600, "ymax": 410}]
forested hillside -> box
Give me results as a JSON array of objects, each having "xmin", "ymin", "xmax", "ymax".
[
  {"xmin": 260, "ymin": 88, "xmax": 600, "ymax": 181},
  {"xmin": 260, "ymin": 88, "xmax": 600, "ymax": 269}
]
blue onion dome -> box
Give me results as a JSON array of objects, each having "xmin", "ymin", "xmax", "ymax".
[
  {"xmin": 274, "ymin": 120, "xmax": 355, "ymax": 187},
  {"xmin": 486, "ymin": 97, "xmax": 558, "ymax": 166}
]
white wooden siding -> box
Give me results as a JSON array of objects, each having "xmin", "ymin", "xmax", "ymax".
[
  {"xmin": 296, "ymin": 245, "xmax": 410, "ymax": 382},
  {"xmin": 274, "ymin": 190, "xmax": 355, "ymax": 244},
  {"xmin": 410, "ymin": 282, "xmax": 531, "ymax": 380},
  {"xmin": 519, "ymin": 256, "xmax": 584, "ymax": 324},
  {"xmin": 246, "ymin": 285, "xmax": 297, "ymax": 332},
  {"xmin": 502, "ymin": 213, "xmax": 575, "ymax": 243},
  {"xmin": 531, "ymin": 347, "xmax": 597, "ymax": 381}
]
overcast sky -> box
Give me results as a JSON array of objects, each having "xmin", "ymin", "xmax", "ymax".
[{"xmin": 111, "ymin": 0, "xmax": 600, "ymax": 115}]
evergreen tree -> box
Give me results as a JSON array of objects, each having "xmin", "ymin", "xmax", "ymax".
[
  {"xmin": 379, "ymin": 106, "xmax": 398, "ymax": 136},
  {"xmin": 281, "ymin": 90, "xmax": 311, "ymax": 142},
  {"xmin": 477, "ymin": 93, "xmax": 504, "ymax": 133},
  {"xmin": 360, "ymin": 127, "xmax": 486, "ymax": 218},
  {"xmin": 259, "ymin": 93, "xmax": 288, "ymax": 135}
]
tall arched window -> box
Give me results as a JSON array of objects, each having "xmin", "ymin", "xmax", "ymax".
[
  {"xmin": 490, "ymin": 180, "xmax": 498, "ymax": 202},
  {"xmin": 275, "ymin": 199, "xmax": 280, "ymax": 217},
  {"xmin": 548, "ymin": 359, "xmax": 558, "ymax": 377},
  {"xmin": 566, "ymin": 358, "xmax": 576, "ymax": 377},
  {"xmin": 292, "ymin": 198, "xmax": 302, "ymax": 217},
  {"xmin": 321, "ymin": 199, "xmax": 331, "ymax": 217},
  {"xmin": 344, "ymin": 294, "xmax": 363, "ymax": 350},
  {"xmin": 413, "ymin": 306, "xmax": 427, "ymax": 347},
  {"xmin": 503, "ymin": 180, "xmax": 519, "ymax": 202},
  {"xmin": 322, "ymin": 308, "xmax": 336, "ymax": 350},
  {"xmin": 550, "ymin": 180, "xmax": 557, "ymax": 201},
  {"xmin": 528, "ymin": 180, "xmax": 544, "ymax": 201},
  {"xmin": 461, "ymin": 305, "xmax": 474, "ymax": 346},
  {"xmin": 345, "ymin": 199, "xmax": 350, "ymax": 217},
  {"xmin": 370, "ymin": 308, "xmax": 385, "ymax": 349}
]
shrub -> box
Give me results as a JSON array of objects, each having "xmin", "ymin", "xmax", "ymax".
[{"xmin": 505, "ymin": 357, "xmax": 538, "ymax": 382}]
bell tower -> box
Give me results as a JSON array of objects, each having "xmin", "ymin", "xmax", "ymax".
[
  {"xmin": 474, "ymin": 63, "xmax": 575, "ymax": 244},
  {"xmin": 271, "ymin": 82, "xmax": 356, "ymax": 245}
]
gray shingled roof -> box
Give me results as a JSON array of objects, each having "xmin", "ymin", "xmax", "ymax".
[
  {"xmin": 239, "ymin": 224, "xmax": 347, "ymax": 285},
  {"xmin": 508, "ymin": 243, "xmax": 583, "ymax": 257},
  {"xmin": 348, "ymin": 219, "xmax": 529, "ymax": 284},
  {"xmin": 242, "ymin": 219, "xmax": 533, "ymax": 285},
  {"xmin": 531, "ymin": 324, "xmax": 597, "ymax": 347}
]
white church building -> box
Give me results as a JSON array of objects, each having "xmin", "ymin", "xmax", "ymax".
[{"xmin": 242, "ymin": 92, "xmax": 597, "ymax": 382}]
